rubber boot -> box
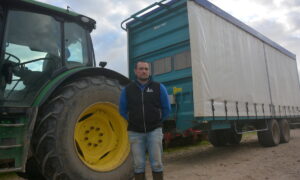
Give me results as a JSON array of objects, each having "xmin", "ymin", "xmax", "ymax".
[
  {"xmin": 152, "ymin": 171, "xmax": 163, "ymax": 180},
  {"xmin": 134, "ymin": 173, "xmax": 146, "ymax": 180}
]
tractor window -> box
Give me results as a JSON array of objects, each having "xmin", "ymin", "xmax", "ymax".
[
  {"xmin": 64, "ymin": 22, "xmax": 88, "ymax": 68},
  {"xmin": 1, "ymin": 10, "xmax": 61, "ymax": 105}
]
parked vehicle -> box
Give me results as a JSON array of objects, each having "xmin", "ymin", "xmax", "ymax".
[
  {"xmin": 121, "ymin": 0, "xmax": 300, "ymax": 147},
  {"xmin": 0, "ymin": 0, "xmax": 132, "ymax": 179}
]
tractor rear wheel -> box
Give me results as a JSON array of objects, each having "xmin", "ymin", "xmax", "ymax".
[{"xmin": 31, "ymin": 76, "xmax": 133, "ymax": 180}]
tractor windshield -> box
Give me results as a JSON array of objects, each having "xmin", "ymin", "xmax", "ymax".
[{"xmin": 0, "ymin": 10, "xmax": 62, "ymax": 106}]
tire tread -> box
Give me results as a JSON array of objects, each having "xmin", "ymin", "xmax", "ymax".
[{"xmin": 31, "ymin": 76, "xmax": 131, "ymax": 180}]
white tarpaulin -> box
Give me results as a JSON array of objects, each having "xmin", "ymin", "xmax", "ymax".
[
  {"xmin": 264, "ymin": 44, "xmax": 300, "ymax": 116},
  {"xmin": 187, "ymin": 0, "xmax": 300, "ymax": 117}
]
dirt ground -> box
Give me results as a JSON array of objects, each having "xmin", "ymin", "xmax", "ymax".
[
  {"xmin": 145, "ymin": 129, "xmax": 300, "ymax": 180},
  {"xmin": 1, "ymin": 129, "xmax": 300, "ymax": 180}
]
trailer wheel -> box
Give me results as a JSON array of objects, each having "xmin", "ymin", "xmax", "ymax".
[
  {"xmin": 257, "ymin": 119, "xmax": 280, "ymax": 147},
  {"xmin": 278, "ymin": 119, "xmax": 290, "ymax": 143},
  {"xmin": 31, "ymin": 76, "xmax": 133, "ymax": 180},
  {"xmin": 208, "ymin": 130, "xmax": 227, "ymax": 147},
  {"xmin": 227, "ymin": 129, "xmax": 242, "ymax": 145}
]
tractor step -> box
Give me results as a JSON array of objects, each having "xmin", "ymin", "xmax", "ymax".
[
  {"xmin": 0, "ymin": 167, "xmax": 22, "ymax": 173},
  {"xmin": 0, "ymin": 144, "xmax": 23, "ymax": 149},
  {"xmin": 0, "ymin": 124, "xmax": 25, "ymax": 127},
  {"xmin": 0, "ymin": 107, "xmax": 36, "ymax": 172}
]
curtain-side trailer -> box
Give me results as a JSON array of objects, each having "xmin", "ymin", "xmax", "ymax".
[{"xmin": 121, "ymin": 0, "xmax": 300, "ymax": 147}]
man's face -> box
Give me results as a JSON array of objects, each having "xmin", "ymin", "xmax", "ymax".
[{"xmin": 134, "ymin": 62, "xmax": 150, "ymax": 82}]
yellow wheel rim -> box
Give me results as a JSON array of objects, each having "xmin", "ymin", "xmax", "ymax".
[{"xmin": 74, "ymin": 102, "xmax": 129, "ymax": 172}]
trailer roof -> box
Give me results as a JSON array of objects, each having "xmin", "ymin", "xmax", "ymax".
[{"xmin": 124, "ymin": 0, "xmax": 296, "ymax": 60}]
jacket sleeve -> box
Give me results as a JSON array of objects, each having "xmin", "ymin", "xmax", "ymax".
[
  {"xmin": 119, "ymin": 87, "xmax": 128, "ymax": 120},
  {"xmin": 160, "ymin": 83, "xmax": 171, "ymax": 120}
]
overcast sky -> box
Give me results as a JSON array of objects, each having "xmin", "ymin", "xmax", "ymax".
[{"xmin": 41, "ymin": 0, "xmax": 300, "ymax": 77}]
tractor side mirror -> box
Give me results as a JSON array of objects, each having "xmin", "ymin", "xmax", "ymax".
[{"xmin": 99, "ymin": 61, "xmax": 107, "ymax": 68}]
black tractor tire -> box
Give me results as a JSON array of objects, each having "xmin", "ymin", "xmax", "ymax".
[
  {"xmin": 257, "ymin": 119, "xmax": 280, "ymax": 147},
  {"xmin": 278, "ymin": 119, "xmax": 290, "ymax": 143},
  {"xmin": 227, "ymin": 129, "xmax": 242, "ymax": 145},
  {"xmin": 208, "ymin": 130, "xmax": 227, "ymax": 147},
  {"xmin": 16, "ymin": 157, "xmax": 45, "ymax": 180},
  {"xmin": 31, "ymin": 76, "xmax": 133, "ymax": 180}
]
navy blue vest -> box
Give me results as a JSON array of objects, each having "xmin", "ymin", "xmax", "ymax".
[{"xmin": 126, "ymin": 81, "xmax": 162, "ymax": 132}]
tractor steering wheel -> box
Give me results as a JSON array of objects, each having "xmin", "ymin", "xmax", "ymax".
[{"xmin": 5, "ymin": 52, "xmax": 21, "ymax": 64}]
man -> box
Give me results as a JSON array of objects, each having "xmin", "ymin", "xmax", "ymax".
[{"xmin": 119, "ymin": 61, "xmax": 171, "ymax": 180}]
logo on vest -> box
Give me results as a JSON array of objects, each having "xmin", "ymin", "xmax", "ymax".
[{"xmin": 146, "ymin": 88, "xmax": 154, "ymax": 93}]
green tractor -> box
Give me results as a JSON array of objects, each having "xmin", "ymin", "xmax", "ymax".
[{"xmin": 0, "ymin": 0, "xmax": 133, "ymax": 179}]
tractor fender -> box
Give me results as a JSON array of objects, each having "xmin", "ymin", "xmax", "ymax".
[{"xmin": 33, "ymin": 67, "xmax": 131, "ymax": 107}]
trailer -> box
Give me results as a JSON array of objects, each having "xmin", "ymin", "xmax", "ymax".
[{"xmin": 121, "ymin": 0, "xmax": 300, "ymax": 147}]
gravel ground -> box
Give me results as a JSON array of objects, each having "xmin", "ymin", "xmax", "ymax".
[
  {"xmin": 1, "ymin": 129, "xmax": 300, "ymax": 180},
  {"xmin": 145, "ymin": 129, "xmax": 300, "ymax": 180}
]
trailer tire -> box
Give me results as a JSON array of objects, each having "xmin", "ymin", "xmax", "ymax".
[
  {"xmin": 31, "ymin": 76, "xmax": 133, "ymax": 180},
  {"xmin": 208, "ymin": 130, "xmax": 227, "ymax": 147},
  {"xmin": 227, "ymin": 129, "xmax": 242, "ymax": 145},
  {"xmin": 257, "ymin": 119, "xmax": 280, "ymax": 147},
  {"xmin": 278, "ymin": 119, "xmax": 290, "ymax": 143}
]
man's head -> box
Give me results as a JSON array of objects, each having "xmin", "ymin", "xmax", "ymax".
[{"xmin": 134, "ymin": 61, "xmax": 150, "ymax": 83}]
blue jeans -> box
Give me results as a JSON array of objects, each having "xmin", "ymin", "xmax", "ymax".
[{"xmin": 128, "ymin": 128, "xmax": 163, "ymax": 173}]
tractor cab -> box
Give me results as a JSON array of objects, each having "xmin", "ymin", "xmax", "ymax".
[{"xmin": 0, "ymin": 0, "xmax": 96, "ymax": 107}]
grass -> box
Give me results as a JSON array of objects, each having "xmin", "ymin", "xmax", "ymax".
[
  {"xmin": 242, "ymin": 131, "xmax": 257, "ymax": 138},
  {"xmin": 0, "ymin": 172, "xmax": 18, "ymax": 179}
]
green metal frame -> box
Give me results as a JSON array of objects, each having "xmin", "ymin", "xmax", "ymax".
[
  {"xmin": 0, "ymin": 67, "xmax": 85, "ymax": 173},
  {"xmin": 0, "ymin": 107, "xmax": 38, "ymax": 173}
]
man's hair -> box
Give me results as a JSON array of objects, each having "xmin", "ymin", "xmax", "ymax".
[{"xmin": 134, "ymin": 61, "xmax": 149, "ymax": 69}]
